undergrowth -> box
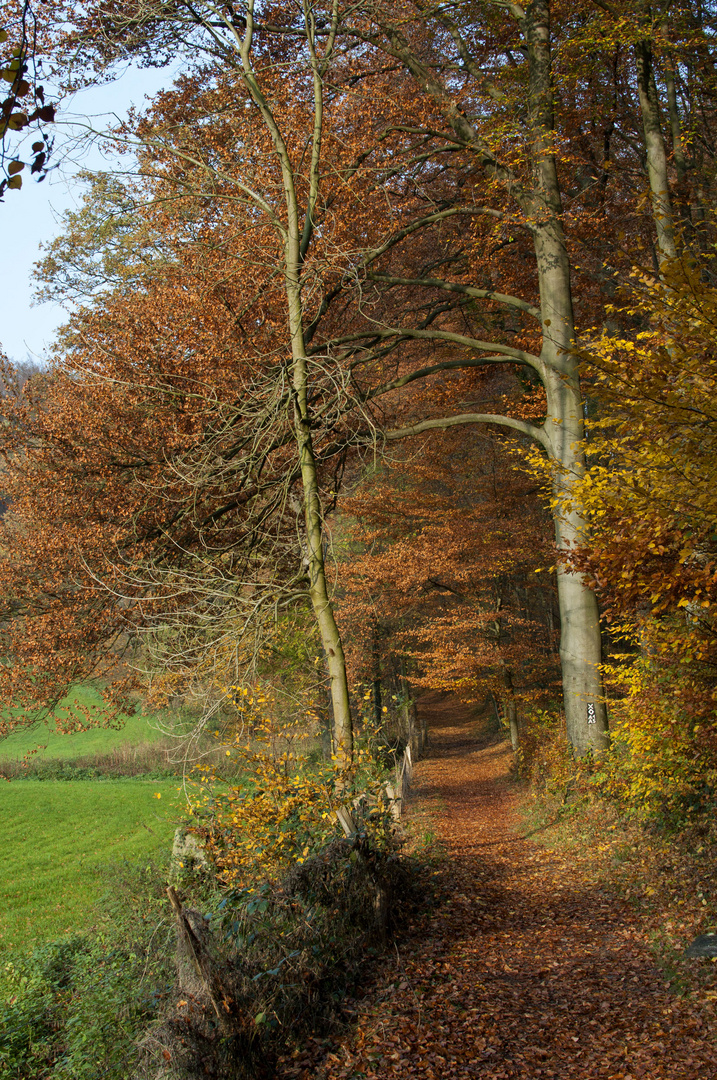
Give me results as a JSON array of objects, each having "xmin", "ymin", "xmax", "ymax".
[
  {"xmin": 0, "ymin": 861, "xmax": 176, "ymax": 1080},
  {"xmin": 142, "ymin": 816, "xmax": 424, "ymax": 1079},
  {"xmin": 0, "ymin": 682, "xmax": 427, "ymax": 1080},
  {"xmin": 0, "ymin": 797, "xmax": 427, "ymax": 1080},
  {"xmin": 0, "ymin": 740, "xmax": 248, "ymax": 781}
]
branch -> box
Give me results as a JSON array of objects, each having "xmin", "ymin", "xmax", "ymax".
[
  {"xmin": 358, "ymin": 205, "xmax": 502, "ymax": 268},
  {"xmin": 365, "ymin": 357, "xmax": 540, "ymax": 400},
  {"xmin": 385, "ymin": 412, "xmax": 549, "ymax": 450},
  {"xmin": 376, "ymin": 26, "xmax": 527, "ymax": 206},
  {"xmin": 305, "ymin": 206, "xmax": 499, "ymax": 346},
  {"xmin": 319, "ymin": 327, "xmax": 543, "ymax": 373},
  {"xmin": 366, "ymin": 273, "xmax": 541, "ymax": 320}
]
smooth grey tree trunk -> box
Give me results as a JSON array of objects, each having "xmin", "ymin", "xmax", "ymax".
[
  {"xmin": 664, "ymin": 63, "xmax": 688, "ymax": 185},
  {"xmin": 507, "ymin": 699, "xmax": 520, "ymax": 753},
  {"xmin": 526, "ymin": 2, "xmax": 609, "ymax": 755},
  {"xmin": 377, "ymin": 0, "xmax": 610, "ymax": 754},
  {"xmin": 635, "ymin": 38, "xmax": 677, "ymax": 262}
]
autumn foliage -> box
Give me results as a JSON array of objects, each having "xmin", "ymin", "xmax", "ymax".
[
  {"xmin": 1, "ymin": 0, "xmax": 717, "ymax": 840},
  {"xmin": 565, "ymin": 259, "xmax": 717, "ymax": 823},
  {"xmin": 336, "ymin": 419, "xmax": 560, "ymax": 716},
  {"xmin": 5, "ymin": 4, "xmax": 717, "ymax": 1080}
]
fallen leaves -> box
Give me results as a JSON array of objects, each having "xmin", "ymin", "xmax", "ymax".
[{"xmin": 276, "ymin": 696, "xmax": 717, "ymax": 1080}]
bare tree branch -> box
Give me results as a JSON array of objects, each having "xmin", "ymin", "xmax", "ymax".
[
  {"xmin": 366, "ymin": 272, "xmax": 541, "ymax": 319},
  {"xmin": 386, "ymin": 411, "xmax": 549, "ymax": 450}
]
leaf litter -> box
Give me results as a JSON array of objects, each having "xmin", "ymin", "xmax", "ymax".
[{"xmin": 276, "ymin": 695, "xmax": 717, "ymax": 1079}]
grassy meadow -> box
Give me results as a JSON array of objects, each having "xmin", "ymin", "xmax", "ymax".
[
  {"xmin": 0, "ymin": 687, "xmax": 194, "ymax": 952},
  {"xmin": 0, "ymin": 684, "xmax": 166, "ymax": 763},
  {"xmin": 0, "ymin": 778, "xmax": 183, "ymax": 950}
]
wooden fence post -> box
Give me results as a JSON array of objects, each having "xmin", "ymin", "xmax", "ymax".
[{"xmin": 166, "ymin": 885, "xmax": 233, "ymax": 1034}]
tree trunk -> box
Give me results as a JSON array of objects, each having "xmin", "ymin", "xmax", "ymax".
[
  {"xmin": 635, "ymin": 38, "xmax": 676, "ymax": 262},
  {"xmin": 507, "ymin": 699, "xmax": 519, "ymax": 752},
  {"xmin": 399, "ymin": 656, "xmax": 420, "ymax": 753},
  {"xmin": 239, "ymin": 0, "xmax": 353, "ymax": 765},
  {"xmin": 289, "ymin": 303, "xmax": 353, "ymax": 765},
  {"xmin": 361, "ymin": 0, "xmax": 610, "ymax": 754},
  {"xmin": 418, "ymin": 700, "xmax": 427, "ymax": 751},
  {"xmin": 491, "ymin": 692, "xmax": 504, "ymax": 733},
  {"xmin": 664, "ymin": 62, "xmax": 688, "ymax": 185},
  {"xmin": 526, "ymin": 1, "xmax": 609, "ymax": 755}
]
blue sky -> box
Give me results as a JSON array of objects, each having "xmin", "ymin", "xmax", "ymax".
[{"xmin": 0, "ymin": 65, "xmax": 175, "ymax": 364}]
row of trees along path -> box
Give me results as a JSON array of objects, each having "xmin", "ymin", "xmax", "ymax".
[{"xmin": 277, "ymin": 695, "xmax": 716, "ymax": 1080}]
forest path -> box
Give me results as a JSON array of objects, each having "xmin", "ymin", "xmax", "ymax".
[{"xmin": 277, "ymin": 693, "xmax": 716, "ymax": 1080}]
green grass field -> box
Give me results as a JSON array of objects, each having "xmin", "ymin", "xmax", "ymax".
[
  {"xmin": 0, "ymin": 685, "xmax": 167, "ymax": 762},
  {"xmin": 0, "ymin": 779, "xmax": 184, "ymax": 951}
]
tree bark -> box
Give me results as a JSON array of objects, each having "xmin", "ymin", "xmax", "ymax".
[
  {"xmin": 525, "ymin": 1, "xmax": 609, "ymax": 754},
  {"xmin": 507, "ymin": 699, "xmax": 520, "ymax": 753},
  {"xmin": 635, "ymin": 37, "xmax": 677, "ymax": 262},
  {"xmin": 371, "ymin": 0, "xmax": 610, "ymax": 754},
  {"xmin": 240, "ymin": 0, "xmax": 353, "ymax": 764},
  {"xmin": 664, "ymin": 61, "xmax": 688, "ymax": 184},
  {"xmin": 287, "ymin": 246, "xmax": 353, "ymax": 766}
]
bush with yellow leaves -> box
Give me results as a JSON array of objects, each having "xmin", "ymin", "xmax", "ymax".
[
  {"xmin": 187, "ymin": 685, "xmax": 398, "ymax": 887},
  {"xmin": 589, "ymin": 625, "xmax": 717, "ymax": 830},
  {"xmin": 515, "ymin": 706, "xmax": 577, "ymax": 805},
  {"xmin": 518, "ymin": 625, "xmax": 717, "ymax": 833}
]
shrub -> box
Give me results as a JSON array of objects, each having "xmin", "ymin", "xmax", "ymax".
[
  {"xmin": 515, "ymin": 706, "xmax": 577, "ymax": 806},
  {"xmin": 0, "ymin": 890, "xmax": 174, "ymax": 1079},
  {"xmin": 1, "ymin": 687, "xmax": 420, "ymax": 1079},
  {"xmin": 591, "ymin": 637, "xmax": 717, "ymax": 831},
  {"xmin": 517, "ymin": 626, "xmax": 717, "ymax": 834},
  {"xmin": 189, "ymin": 697, "xmax": 396, "ymax": 889},
  {"xmin": 137, "ymin": 807, "xmax": 414, "ymax": 1080}
]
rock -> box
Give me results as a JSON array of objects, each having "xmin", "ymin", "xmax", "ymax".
[
  {"xmin": 684, "ymin": 933, "xmax": 717, "ymax": 958},
  {"xmin": 170, "ymin": 827, "xmax": 209, "ymax": 880}
]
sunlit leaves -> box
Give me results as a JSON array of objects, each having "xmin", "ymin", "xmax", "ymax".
[
  {"xmin": 186, "ymin": 690, "xmax": 394, "ymax": 887},
  {"xmin": 574, "ymin": 260, "xmax": 717, "ymax": 629}
]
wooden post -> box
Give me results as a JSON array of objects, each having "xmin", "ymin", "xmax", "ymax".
[
  {"xmin": 384, "ymin": 780, "xmax": 401, "ymax": 821},
  {"xmin": 335, "ymin": 805, "xmax": 356, "ymax": 836},
  {"xmin": 400, "ymin": 656, "xmax": 421, "ymax": 754},
  {"xmin": 167, "ymin": 886, "xmax": 233, "ymax": 1032}
]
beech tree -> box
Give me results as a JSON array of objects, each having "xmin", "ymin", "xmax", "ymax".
[
  {"xmin": 6, "ymin": 0, "xmax": 716, "ymax": 760},
  {"xmin": 0, "ymin": 8, "xmax": 411, "ymax": 760},
  {"xmin": 321, "ymin": 0, "xmax": 717, "ymax": 752},
  {"xmin": 2, "ymin": 0, "xmax": 363, "ymax": 761},
  {"xmin": 300, "ymin": 0, "xmax": 611, "ymax": 754}
]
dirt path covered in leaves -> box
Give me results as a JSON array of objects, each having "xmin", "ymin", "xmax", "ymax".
[{"xmin": 278, "ymin": 694, "xmax": 717, "ymax": 1080}]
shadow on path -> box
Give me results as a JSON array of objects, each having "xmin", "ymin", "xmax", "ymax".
[{"xmin": 278, "ymin": 694, "xmax": 717, "ymax": 1080}]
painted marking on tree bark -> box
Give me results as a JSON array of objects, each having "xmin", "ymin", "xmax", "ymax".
[{"xmin": 587, "ymin": 702, "xmax": 597, "ymax": 724}]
